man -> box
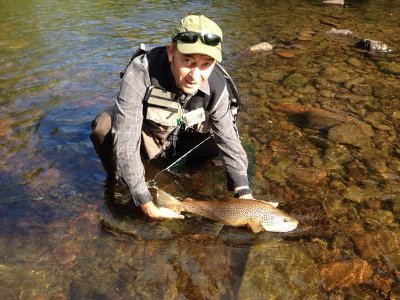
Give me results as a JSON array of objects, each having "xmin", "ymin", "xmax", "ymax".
[{"xmin": 91, "ymin": 15, "xmax": 253, "ymax": 219}]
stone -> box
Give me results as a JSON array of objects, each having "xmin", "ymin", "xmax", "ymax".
[
  {"xmin": 326, "ymin": 27, "xmax": 355, "ymax": 37},
  {"xmin": 324, "ymin": 144, "xmax": 354, "ymax": 165},
  {"xmin": 372, "ymin": 274, "xmax": 393, "ymax": 295},
  {"xmin": 276, "ymin": 50, "xmax": 295, "ymax": 58},
  {"xmin": 351, "ymin": 84, "xmax": 372, "ymax": 96},
  {"xmin": 282, "ymin": 73, "xmax": 308, "ymax": 89},
  {"xmin": 392, "ymin": 111, "xmax": 400, "ymax": 119},
  {"xmin": 287, "ymin": 167, "xmax": 327, "ymax": 187},
  {"xmin": 359, "ymin": 209, "xmax": 395, "ymax": 229},
  {"xmin": 355, "ymin": 39, "xmax": 391, "ymax": 52},
  {"xmin": 343, "ymin": 185, "xmax": 365, "ymax": 203},
  {"xmin": 247, "ymin": 42, "xmax": 273, "ymax": 52},
  {"xmin": 346, "ymin": 57, "xmax": 363, "ymax": 68},
  {"xmin": 323, "ymin": 0, "xmax": 344, "ymax": 6},
  {"xmin": 238, "ymin": 242, "xmax": 320, "ymax": 299},
  {"xmin": 376, "ymin": 61, "xmax": 400, "ymax": 75},
  {"xmin": 352, "ymin": 231, "xmax": 400, "ymax": 263},
  {"xmin": 319, "ymin": 259, "xmax": 373, "ymax": 291},
  {"xmin": 328, "ymin": 123, "xmax": 372, "ymax": 148},
  {"xmin": 372, "ymin": 84, "xmax": 400, "ymax": 99}
]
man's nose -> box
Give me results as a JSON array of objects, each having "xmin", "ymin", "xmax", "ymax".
[{"xmin": 189, "ymin": 67, "xmax": 201, "ymax": 81}]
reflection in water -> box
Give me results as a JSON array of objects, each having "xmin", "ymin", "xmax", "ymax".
[{"xmin": 1, "ymin": 0, "xmax": 400, "ymax": 298}]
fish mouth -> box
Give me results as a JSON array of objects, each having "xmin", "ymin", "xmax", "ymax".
[{"xmin": 262, "ymin": 218, "xmax": 299, "ymax": 232}]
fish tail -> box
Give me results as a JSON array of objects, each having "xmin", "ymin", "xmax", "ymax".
[{"xmin": 156, "ymin": 189, "xmax": 182, "ymax": 210}]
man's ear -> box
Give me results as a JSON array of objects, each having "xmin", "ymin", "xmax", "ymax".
[{"xmin": 166, "ymin": 43, "xmax": 173, "ymax": 63}]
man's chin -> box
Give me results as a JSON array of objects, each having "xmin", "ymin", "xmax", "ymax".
[{"xmin": 181, "ymin": 86, "xmax": 199, "ymax": 95}]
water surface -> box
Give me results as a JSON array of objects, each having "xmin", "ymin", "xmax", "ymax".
[{"xmin": 1, "ymin": 0, "xmax": 399, "ymax": 299}]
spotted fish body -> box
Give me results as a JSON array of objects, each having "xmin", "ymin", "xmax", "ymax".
[{"xmin": 156, "ymin": 190, "xmax": 298, "ymax": 233}]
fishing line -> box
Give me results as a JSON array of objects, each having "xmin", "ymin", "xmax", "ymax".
[{"xmin": 146, "ymin": 133, "xmax": 214, "ymax": 188}]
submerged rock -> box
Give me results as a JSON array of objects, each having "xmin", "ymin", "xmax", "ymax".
[
  {"xmin": 287, "ymin": 166, "xmax": 327, "ymax": 188},
  {"xmin": 359, "ymin": 209, "xmax": 395, "ymax": 229},
  {"xmin": 343, "ymin": 185, "xmax": 365, "ymax": 203},
  {"xmin": 328, "ymin": 123, "xmax": 373, "ymax": 148},
  {"xmin": 276, "ymin": 50, "xmax": 296, "ymax": 58},
  {"xmin": 319, "ymin": 259, "xmax": 373, "ymax": 291},
  {"xmin": 352, "ymin": 230, "xmax": 400, "ymax": 261},
  {"xmin": 246, "ymin": 42, "xmax": 273, "ymax": 53},
  {"xmin": 282, "ymin": 73, "xmax": 308, "ymax": 89},
  {"xmin": 322, "ymin": 0, "xmax": 344, "ymax": 5},
  {"xmin": 355, "ymin": 39, "xmax": 391, "ymax": 52},
  {"xmin": 376, "ymin": 61, "xmax": 400, "ymax": 76},
  {"xmin": 326, "ymin": 27, "xmax": 355, "ymax": 38},
  {"xmin": 238, "ymin": 242, "xmax": 320, "ymax": 299},
  {"xmin": 273, "ymin": 103, "xmax": 375, "ymax": 139}
]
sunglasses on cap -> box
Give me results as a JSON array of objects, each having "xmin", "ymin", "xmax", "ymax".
[{"xmin": 173, "ymin": 31, "xmax": 222, "ymax": 47}]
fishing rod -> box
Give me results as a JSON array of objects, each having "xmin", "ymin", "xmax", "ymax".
[{"xmin": 146, "ymin": 133, "xmax": 214, "ymax": 188}]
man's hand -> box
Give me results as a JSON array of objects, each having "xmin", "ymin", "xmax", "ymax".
[
  {"xmin": 140, "ymin": 201, "xmax": 184, "ymax": 220},
  {"xmin": 239, "ymin": 193, "xmax": 254, "ymax": 200}
]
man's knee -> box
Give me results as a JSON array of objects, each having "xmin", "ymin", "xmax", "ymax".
[{"xmin": 91, "ymin": 112, "xmax": 113, "ymax": 145}]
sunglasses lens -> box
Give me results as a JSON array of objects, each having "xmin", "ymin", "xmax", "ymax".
[
  {"xmin": 178, "ymin": 32, "xmax": 199, "ymax": 43},
  {"xmin": 174, "ymin": 32, "xmax": 221, "ymax": 46},
  {"xmin": 203, "ymin": 33, "xmax": 221, "ymax": 46}
]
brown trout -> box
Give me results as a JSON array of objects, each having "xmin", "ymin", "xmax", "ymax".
[{"xmin": 156, "ymin": 190, "xmax": 298, "ymax": 233}]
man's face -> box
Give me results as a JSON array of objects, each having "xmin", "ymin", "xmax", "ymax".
[{"xmin": 167, "ymin": 43, "xmax": 216, "ymax": 95}]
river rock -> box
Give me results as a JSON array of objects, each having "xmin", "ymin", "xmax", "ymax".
[
  {"xmin": 355, "ymin": 39, "xmax": 391, "ymax": 52},
  {"xmin": 328, "ymin": 123, "xmax": 372, "ymax": 148},
  {"xmin": 326, "ymin": 27, "xmax": 355, "ymax": 37},
  {"xmin": 352, "ymin": 230, "xmax": 400, "ymax": 261},
  {"xmin": 287, "ymin": 166, "xmax": 327, "ymax": 187},
  {"xmin": 276, "ymin": 50, "xmax": 295, "ymax": 58},
  {"xmin": 343, "ymin": 185, "xmax": 365, "ymax": 203},
  {"xmin": 376, "ymin": 61, "xmax": 400, "ymax": 75},
  {"xmin": 273, "ymin": 103, "xmax": 374, "ymax": 138},
  {"xmin": 390, "ymin": 283, "xmax": 400, "ymax": 300},
  {"xmin": 372, "ymin": 83, "xmax": 400, "ymax": 99},
  {"xmin": 319, "ymin": 259, "xmax": 373, "ymax": 291},
  {"xmin": 359, "ymin": 209, "xmax": 395, "ymax": 229},
  {"xmin": 372, "ymin": 274, "xmax": 394, "ymax": 295},
  {"xmin": 393, "ymin": 111, "xmax": 400, "ymax": 119},
  {"xmin": 324, "ymin": 144, "xmax": 354, "ymax": 165},
  {"xmin": 238, "ymin": 242, "xmax": 320, "ymax": 299},
  {"xmin": 246, "ymin": 42, "xmax": 273, "ymax": 53},
  {"xmin": 282, "ymin": 73, "xmax": 308, "ymax": 89},
  {"xmin": 391, "ymin": 195, "xmax": 400, "ymax": 213},
  {"xmin": 346, "ymin": 57, "xmax": 363, "ymax": 68},
  {"xmin": 323, "ymin": 0, "xmax": 345, "ymax": 6},
  {"xmin": 346, "ymin": 159, "xmax": 368, "ymax": 181},
  {"xmin": 351, "ymin": 83, "xmax": 372, "ymax": 96}
]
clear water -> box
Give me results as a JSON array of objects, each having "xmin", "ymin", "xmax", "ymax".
[{"xmin": 0, "ymin": 0, "xmax": 399, "ymax": 299}]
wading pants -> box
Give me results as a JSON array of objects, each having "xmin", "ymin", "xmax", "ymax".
[{"xmin": 90, "ymin": 109, "xmax": 219, "ymax": 180}]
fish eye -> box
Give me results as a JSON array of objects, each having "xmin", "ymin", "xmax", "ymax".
[{"xmin": 283, "ymin": 218, "xmax": 289, "ymax": 222}]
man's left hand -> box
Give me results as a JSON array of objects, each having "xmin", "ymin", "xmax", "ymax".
[{"xmin": 239, "ymin": 193, "xmax": 254, "ymax": 200}]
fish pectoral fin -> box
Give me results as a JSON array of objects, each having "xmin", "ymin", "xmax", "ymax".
[{"xmin": 247, "ymin": 219, "xmax": 264, "ymax": 233}]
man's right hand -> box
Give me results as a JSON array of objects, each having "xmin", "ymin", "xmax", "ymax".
[{"xmin": 140, "ymin": 201, "xmax": 185, "ymax": 220}]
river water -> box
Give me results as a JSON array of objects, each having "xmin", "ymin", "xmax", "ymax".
[{"xmin": 1, "ymin": 0, "xmax": 399, "ymax": 299}]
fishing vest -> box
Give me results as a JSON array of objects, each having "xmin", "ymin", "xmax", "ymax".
[{"xmin": 120, "ymin": 43, "xmax": 241, "ymax": 159}]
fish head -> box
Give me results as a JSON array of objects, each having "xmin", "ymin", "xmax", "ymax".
[{"xmin": 261, "ymin": 209, "xmax": 299, "ymax": 232}]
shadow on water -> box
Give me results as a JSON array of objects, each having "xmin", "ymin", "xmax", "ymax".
[{"xmin": 1, "ymin": 0, "xmax": 400, "ymax": 298}]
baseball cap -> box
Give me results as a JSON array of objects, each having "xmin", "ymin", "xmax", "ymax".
[{"xmin": 171, "ymin": 15, "xmax": 223, "ymax": 62}]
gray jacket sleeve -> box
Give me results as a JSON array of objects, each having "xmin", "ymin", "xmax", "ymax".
[
  {"xmin": 209, "ymin": 87, "xmax": 249, "ymax": 190},
  {"xmin": 111, "ymin": 55, "xmax": 153, "ymax": 206}
]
